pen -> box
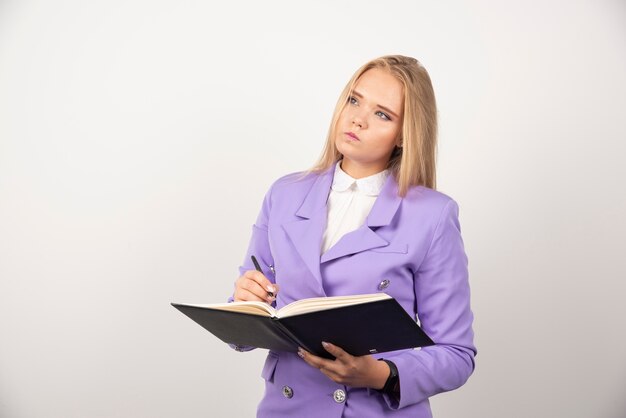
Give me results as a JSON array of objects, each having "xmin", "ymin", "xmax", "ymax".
[{"xmin": 251, "ymin": 255, "xmax": 274, "ymax": 298}]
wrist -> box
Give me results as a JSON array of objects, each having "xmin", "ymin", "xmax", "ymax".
[
  {"xmin": 371, "ymin": 358, "xmax": 391, "ymax": 390},
  {"xmin": 376, "ymin": 359, "xmax": 399, "ymax": 394}
]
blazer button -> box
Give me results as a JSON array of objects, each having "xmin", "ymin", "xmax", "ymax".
[
  {"xmin": 282, "ymin": 386, "xmax": 294, "ymax": 399},
  {"xmin": 333, "ymin": 389, "xmax": 346, "ymax": 403},
  {"xmin": 378, "ymin": 279, "xmax": 390, "ymax": 291},
  {"xmin": 269, "ymin": 264, "xmax": 276, "ymax": 275}
]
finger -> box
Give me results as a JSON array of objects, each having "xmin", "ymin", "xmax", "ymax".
[
  {"xmin": 233, "ymin": 288, "xmax": 267, "ymax": 303},
  {"xmin": 238, "ymin": 276, "xmax": 275, "ymax": 302},
  {"xmin": 298, "ymin": 348, "xmax": 333, "ymax": 370},
  {"xmin": 298, "ymin": 348, "xmax": 347, "ymax": 384},
  {"xmin": 321, "ymin": 341, "xmax": 350, "ymax": 361},
  {"xmin": 244, "ymin": 270, "xmax": 277, "ymax": 295}
]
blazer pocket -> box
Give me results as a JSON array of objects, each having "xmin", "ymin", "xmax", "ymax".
[
  {"xmin": 261, "ymin": 351, "xmax": 279, "ymax": 383},
  {"xmin": 369, "ymin": 243, "xmax": 408, "ymax": 254}
]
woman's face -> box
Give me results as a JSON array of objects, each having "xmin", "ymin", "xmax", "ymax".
[{"xmin": 334, "ymin": 68, "xmax": 404, "ymax": 178}]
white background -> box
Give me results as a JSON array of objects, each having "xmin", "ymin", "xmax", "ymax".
[{"xmin": 1, "ymin": 1, "xmax": 625, "ymax": 417}]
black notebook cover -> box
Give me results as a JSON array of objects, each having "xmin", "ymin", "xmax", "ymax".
[{"xmin": 172, "ymin": 298, "xmax": 434, "ymax": 358}]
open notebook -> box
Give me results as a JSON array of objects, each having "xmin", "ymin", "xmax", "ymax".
[{"xmin": 172, "ymin": 293, "xmax": 434, "ymax": 359}]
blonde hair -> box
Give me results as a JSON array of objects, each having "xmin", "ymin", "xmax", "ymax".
[{"xmin": 309, "ymin": 55, "xmax": 438, "ymax": 197}]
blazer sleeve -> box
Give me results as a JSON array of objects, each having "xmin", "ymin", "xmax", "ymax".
[
  {"xmin": 236, "ymin": 182, "xmax": 276, "ymax": 282},
  {"xmin": 226, "ymin": 182, "xmax": 277, "ymax": 352},
  {"xmin": 382, "ymin": 199, "xmax": 477, "ymax": 409}
]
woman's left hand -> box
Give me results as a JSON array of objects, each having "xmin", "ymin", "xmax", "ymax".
[{"xmin": 298, "ymin": 342, "xmax": 390, "ymax": 389}]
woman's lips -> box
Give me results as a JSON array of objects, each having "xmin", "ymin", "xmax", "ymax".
[{"xmin": 345, "ymin": 132, "xmax": 360, "ymax": 141}]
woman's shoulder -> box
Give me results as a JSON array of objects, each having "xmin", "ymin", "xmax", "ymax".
[
  {"xmin": 268, "ymin": 169, "xmax": 326, "ymax": 194},
  {"xmin": 258, "ymin": 170, "xmax": 324, "ymax": 212},
  {"xmin": 273, "ymin": 170, "xmax": 315, "ymax": 185},
  {"xmin": 404, "ymin": 183, "xmax": 456, "ymax": 205},
  {"xmin": 401, "ymin": 183, "xmax": 461, "ymax": 218}
]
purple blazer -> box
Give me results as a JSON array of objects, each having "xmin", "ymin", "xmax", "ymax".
[{"xmin": 232, "ymin": 165, "xmax": 476, "ymax": 418}]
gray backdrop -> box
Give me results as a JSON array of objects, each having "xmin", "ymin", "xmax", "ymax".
[{"xmin": 1, "ymin": 0, "xmax": 625, "ymax": 417}]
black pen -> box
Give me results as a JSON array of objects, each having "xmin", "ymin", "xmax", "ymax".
[{"xmin": 251, "ymin": 255, "xmax": 275, "ymax": 298}]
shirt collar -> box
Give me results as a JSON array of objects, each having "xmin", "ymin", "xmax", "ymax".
[{"xmin": 331, "ymin": 160, "xmax": 390, "ymax": 196}]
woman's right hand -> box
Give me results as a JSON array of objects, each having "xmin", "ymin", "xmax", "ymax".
[{"xmin": 233, "ymin": 270, "xmax": 279, "ymax": 304}]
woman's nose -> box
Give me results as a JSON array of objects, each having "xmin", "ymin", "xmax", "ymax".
[{"xmin": 352, "ymin": 114, "xmax": 366, "ymax": 129}]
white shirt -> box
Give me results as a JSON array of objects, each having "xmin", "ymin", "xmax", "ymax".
[{"xmin": 321, "ymin": 161, "xmax": 390, "ymax": 254}]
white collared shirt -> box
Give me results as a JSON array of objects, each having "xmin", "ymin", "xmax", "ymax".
[{"xmin": 321, "ymin": 160, "xmax": 389, "ymax": 254}]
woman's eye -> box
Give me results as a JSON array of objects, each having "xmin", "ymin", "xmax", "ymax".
[
  {"xmin": 348, "ymin": 96, "xmax": 358, "ymax": 105},
  {"xmin": 376, "ymin": 111, "xmax": 391, "ymax": 121}
]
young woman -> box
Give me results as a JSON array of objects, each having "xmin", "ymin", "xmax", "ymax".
[{"xmin": 230, "ymin": 55, "xmax": 476, "ymax": 418}]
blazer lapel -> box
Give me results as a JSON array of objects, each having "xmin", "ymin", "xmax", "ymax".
[
  {"xmin": 320, "ymin": 173, "xmax": 403, "ymax": 264},
  {"xmin": 282, "ymin": 167, "xmax": 334, "ymax": 294}
]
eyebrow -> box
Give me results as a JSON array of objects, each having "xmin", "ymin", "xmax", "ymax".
[{"xmin": 352, "ymin": 90, "xmax": 401, "ymax": 119}]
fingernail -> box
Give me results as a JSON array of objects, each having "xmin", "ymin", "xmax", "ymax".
[
  {"xmin": 297, "ymin": 348, "xmax": 305, "ymax": 358},
  {"xmin": 322, "ymin": 341, "xmax": 329, "ymax": 348},
  {"xmin": 267, "ymin": 285, "xmax": 276, "ymax": 293}
]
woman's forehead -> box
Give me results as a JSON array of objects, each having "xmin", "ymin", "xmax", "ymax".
[{"xmin": 353, "ymin": 69, "xmax": 404, "ymax": 114}]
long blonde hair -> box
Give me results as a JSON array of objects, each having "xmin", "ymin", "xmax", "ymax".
[{"xmin": 309, "ymin": 55, "xmax": 438, "ymax": 197}]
